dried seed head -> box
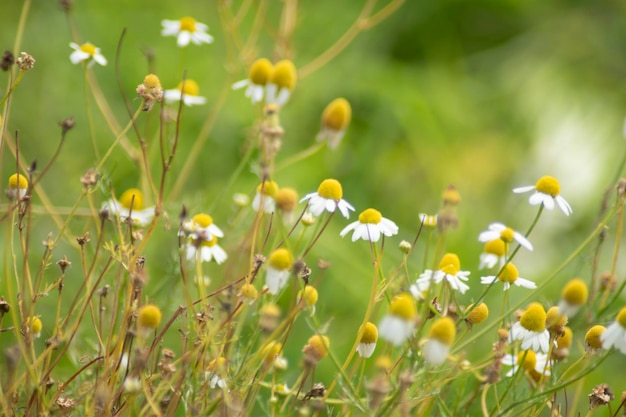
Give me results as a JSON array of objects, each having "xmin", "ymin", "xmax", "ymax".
[
  {"xmin": 16, "ymin": 52, "xmax": 35, "ymax": 71},
  {"xmin": 1, "ymin": 51, "xmax": 14, "ymax": 71},
  {"xmin": 302, "ymin": 334, "xmax": 330, "ymax": 366},
  {"xmin": 57, "ymin": 255, "xmax": 71, "ymax": 273},
  {"xmin": 589, "ymin": 384, "xmax": 614, "ymax": 410}
]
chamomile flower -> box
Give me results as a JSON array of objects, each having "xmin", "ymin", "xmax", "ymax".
[
  {"xmin": 479, "ymin": 239, "xmax": 506, "ymax": 269},
  {"xmin": 182, "ymin": 213, "xmax": 224, "ymax": 241},
  {"xmin": 423, "ymin": 317, "xmax": 456, "ymax": 366},
  {"xmin": 252, "ymin": 180, "xmax": 279, "ymax": 213},
  {"xmin": 205, "ymin": 357, "xmax": 227, "ymax": 389},
  {"xmin": 161, "ymin": 17, "xmax": 213, "ymax": 47},
  {"xmin": 186, "ymin": 235, "xmax": 228, "ymax": 264},
  {"xmin": 513, "ymin": 175, "xmax": 572, "ymax": 216},
  {"xmin": 232, "ymin": 58, "xmax": 273, "ymax": 104},
  {"xmin": 557, "ymin": 278, "xmax": 588, "ymax": 317},
  {"xmin": 317, "ymin": 98, "xmax": 352, "ymax": 149},
  {"xmin": 136, "ymin": 304, "xmax": 162, "ymax": 337},
  {"xmin": 415, "ymin": 253, "xmax": 471, "ymax": 294},
  {"xmin": 478, "ymin": 222, "xmax": 533, "ymax": 251},
  {"xmin": 510, "ymin": 303, "xmax": 550, "ymax": 353},
  {"xmin": 600, "ymin": 306, "xmax": 626, "ymax": 354},
  {"xmin": 418, "ymin": 213, "xmax": 438, "ymax": 228},
  {"xmin": 502, "ymin": 350, "xmax": 551, "ymax": 379},
  {"xmin": 339, "ymin": 208, "xmax": 399, "ymax": 242},
  {"xmin": 69, "ymin": 42, "xmax": 107, "ymax": 67},
  {"xmin": 378, "ymin": 293, "xmax": 417, "ymax": 346},
  {"xmin": 163, "ymin": 79, "xmax": 207, "ymax": 106},
  {"xmin": 480, "ymin": 263, "xmax": 536, "ymax": 291},
  {"xmin": 297, "ymin": 286, "xmax": 319, "ymax": 316},
  {"xmin": 585, "ymin": 325, "xmax": 606, "ymax": 355},
  {"xmin": 103, "ymin": 188, "xmax": 155, "ymax": 227},
  {"xmin": 356, "ymin": 322, "xmax": 378, "ymax": 358},
  {"xmin": 465, "ymin": 303, "xmax": 489, "ymax": 327},
  {"xmin": 302, "ymin": 334, "xmax": 330, "ymax": 366},
  {"xmin": 262, "ymin": 341, "xmax": 283, "ymax": 370},
  {"xmin": 275, "ymin": 187, "xmax": 299, "ymax": 224},
  {"xmin": 266, "ymin": 60, "xmax": 297, "ymax": 107},
  {"xmin": 265, "ymin": 248, "xmax": 293, "ymax": 295},
  {"xmin": 7, "ymin": 173, "xmax": 28, "ymax": 200},
  {"xmin": 300, "ymin": 179, "xmax": 355, "ymax": 219},
  {"xmin": 24, "ymin": 316, "xmax": 42, "ymax": 338}
]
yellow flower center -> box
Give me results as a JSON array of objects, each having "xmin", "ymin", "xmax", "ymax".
[
  {"xmin": 207, "ymin": 357, "xmax": 227, "ymax": 372},
  {"xmin": 137, "ymin": 304, "xmax": 162, "ymax": 329},
  {"xmin": 298, "ymin": 286, "xmax": 319, "ymax": 307},
  {"xmin": 358, "ymin": 208, "xmax": 382, "ymax": 224},
  {"xmin": 268, "ymin": 248, "xmax": 293, "ymax": 270},
  {"xmin": 562, "ymin": 278, "xmax": 588, "ymax": 305},
  {"xmin": 317, "ymin": 179, "xmax": 343, "ymax": 200},
  {"xmin": 546, "ymin": 306, "xmax": 567, "ymax": 329},
  {"xmin": 428, "ymin": 316, "xmax": 456, "ymax": 346},
  {"xmin": 143, "ymin": 74, "xmax": 161, "ymax": 89},
  {"xmin": 257, "ymin": 180, "xmax": 279, "ymax": 197},
  {"xmin": 305, "ymin": 335, "xmax": 329, "ymax": 360},
  {"xmin": 438, "ymin": 253, "xmax": 461, "ymax": 275},
  {"xmin": 240, "ymin": 283, "xmax": 257, "ymax": 299},
  {"xmin": 200, "ymin": 235, "xmax": 219, "ymax": 247},
  {"xmin": 176, "ymin": 79, "xmax": 200, "ymax": 96},
  {"xmin": 500, "ymin": 227, "xmax": 515, "ymax": 243},
  {"xmin": 557, "ymin": 326, "xmax": 573, "ymax": 349},
  {"xmin": 270, "ymin": 60, "xmax": 297, "ymax": 90},
  {"xmin": 262, "ymin": 341, "xmax": 283, "ymax": 364},
  {"xmin": 516, "ymin": 350, "xmax": 537, "ymax": 371},
  {"xmin": 275, "ymin": 187, "xmax": 298, "ymax": 211},
  {"xmin": 179, "ymin": 17, "xmax": 197, "ymax": 32},
  {"xmin": 466, "ymin": 303, "xmax": 489, "ymax": 325},
  {"xmin": 260, "ymin": 303, "xmax": 281, "ymax": 318},
  {"xmin": 322, "ymin": 98, "xmax": 352, "ymax": 131},
  {"xmin": 8, "ymin": 173, "xmax": 28, "ymax": 189},
  {"xmin": 80, "ymin": 43, "xmax": 97, "ymax": 55},
  {"xmin": 249, "ymin": 58, "xmax": 273, "ymax": 85},
  {"xmin": 193, "ymin": 213, "xmax": 214, "ymax": 228},
  {"xmin": 25, "ymin": 316, "xmax": 42, "ymax": 335},
  {"xmin": 119, "ymin": 188, "xmax": 145, "ymax": 210},
  {"xmin": 520, "ymin": 303, "xmax": 546, "ymax": 332},
  {"xmin": 484, "ymin": 239, "xmax": 505, "ymax": 256},
  {"xmin": 360, "ymin": 322, "xmax": 378, "ymax": 344},
  {"xmin": 497, "ymin": 263, "xmax": 519, "ymax": 283},
  {"xmin": 535, "ymin": 175, "xmax": 560, "ymax": 197},
  {"xmin": 419, "ymin": 214, "xmax": 437, "ymax": 228},
  {"xmin": 442, "ymin": 185, "xmax": 461, "ymax": 205},
  {"xmin": 389, "ymin": 293, "xmax": 417, "ymax": 320},
  {"xmin": 585, "ymin": 325, "xmax": 605, "ymax": 349},
  {"xmin": 616, "ymin": 306, "xmax": 626, "ymax": 328}
]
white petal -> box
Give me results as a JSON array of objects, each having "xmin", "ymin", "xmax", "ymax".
[
  {"xmin": 340, "ymin": 221, "xmax": 358, "ymax": 238},
  {"xmin": 556, "ymin": 196, "xmax": 572, "ymax": 216},
  {"xmin": 489, "ymin": 222, "xmax": 506, "ymax": 232},
  {"xmin": 93, "ymin": 53, "xmax": 107, "ymax": 66},
  {"xmin": 478, "ymin": 230, "xmax": 499, "ymax": 243},
  {"xmin": 232, "ymin": 79, "xmax": 249, "ymax": 90},
  {"xmin": 177, "ymin": 31, "xmax": 191, "ymax": 47},
  {"xmin": 69, "ymin": 50, "xmax": 89, "ymax": 64},
  {"xmin": 480, "ymin": 276, "xmax": 497, "ymax": 285},
  {"xmin": 513, "ymin": 185, "xmax": 535, "ymax": 194},
  {"xmin": 513, "ymin": 232, "xmax": 533, "ymax": 251},
  {"xmin": 513, "ymin": 277, "xmax": 537, "ymax": 289},
  {"xmin": 528, "ymin": 192, "xmax": 546, "ymax": 206}
]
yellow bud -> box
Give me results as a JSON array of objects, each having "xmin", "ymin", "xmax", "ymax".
[
  {"xmin": 321, "ymin": 98, "xmax": 351, "ymax": 131},
  {"xmin": 137, "ymin": 304, "xmax": 162, "ymax": 330}
]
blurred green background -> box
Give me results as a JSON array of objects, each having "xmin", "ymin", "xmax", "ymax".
[{"xmin": 2, "ymin": 0, "xmax": 626, "ymax": 414}]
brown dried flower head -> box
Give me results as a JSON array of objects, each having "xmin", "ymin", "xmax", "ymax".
[{"xmin": 16, "ymin": 52, "xmax": 35, "ymax": 71}]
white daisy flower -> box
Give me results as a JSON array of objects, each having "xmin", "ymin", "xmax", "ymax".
[
  {"xmin": 103, "ymin": 188, "xmax": 155, "ymax": 227},
  {"xmin": 415, "ymin": 253, "xmax": 471, "ymax": 294},
  {"xmin": 422, "ymin": 317, "xmax": 456, "ymax": 366},
  {"xmin": 510, "ymin": 303, "xmax": 550, "ymax": 353},
  {"xmin": 232, "ymin": 58, "xmax": 273, "ymax": 104},
  {"xmin": 513, "ymin": 175, "xmax": 572, "ymax": 216},
  {"xmin": 418, "ymin": 213, "xmax": 438, "ymax": 228},
  {"xmin": 317, "ymin": 98, "xmax": 351, "ymax": 150},
  {"xmin": 300, "ymin": 178, "xmax": 355, "ymax": 219},
  {"xmin": 502, "ymin": 350, "xmax": 551, "ymax": 378},
  {"xmin": 601, "ymin": 306, "xmax": 626, "ymax": 354},
  {"xmin": 252, "ymin": 180, "xmax": 278, "ymax": 213},
  {"xmin": 186, "ymin": 235, "xmax": 228, "ymax": 264},
  {"xmin": 205, "ymin": 358, "xmax": 227, "ymax": 389},
  {"xmin": 479, "ymin": 239, "xmax": 506, "ymax": 269},
  {"xmin": 161, "ymin": 17, "xmax": 213, "ymax": 47},
  {"xmin": 265, "ymin": 248, "xmax": 293, "ymax": 295},
  {"xmin": 340, "ymin": 208, "xmax": 398, "ymax": 242},
  {"xmin": 378, "ymin": 293, "xmax": 417, "ymax": 346},
  {"xmin": 478, "ymin": 222, "xmax": 533, "ymax": 251},
  {"xmin": 265, "ymin": 60, "xmax": 297, "ymax": 107},
  {"xmin": 181, "ymin": 213, "xmax": 224, "ymax": 241},
  {"xmin": 480, "ymin": 263, "xmax": 536, "ymax": 291},
  {"xmin": 163, "ymin": 79, "xmax": 207, "ymax": 106},
  {"xmin": 356, "ymin": 322, "xmax": 378, "ymax": 358},
  {"xmin": 69, "ymin": 42, "xmax": 107, "ymax": 67}
]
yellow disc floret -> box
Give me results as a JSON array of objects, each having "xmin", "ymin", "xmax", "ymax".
[
  {"xmin": 546, "ymin": 306, "xmax": 567, "ymax": 329},
  {"xmin": 275, "ymin": 187, "xmax": 298, "ymax": 211},
  {"xmin": 137, "ymin": 304, "xmax": 162, "ymax": 329},
  {"xmin": 8, "ymin": 173, "xmax": 28, "ymax": 189},
  {"xmin": 179, "ymin": 17, "xmax": 197, "ymax": 32},
  {"xmin": 517, "ymin": 350, "xmax": 537, "ymax": 372},
  {"xmin": 25, "ymin": 316, "xmax": 42, "ymax": 335},
  {"xmin": 271, "ymin": 60, "xmax": 297, "ymax": 90},
  {"xmin": 262, "ymin": 341, "xmax": 283, "ymax": 364},
  {"xmin": 442, "ymin": 185, "xmax": 461, "ymax": 206},
  {"xmin": 500, "ymin": 227, "xmax": 515, "ymax": 243},
  {"xmin": 200, "ymin": 235, "xmax": 219, "ymax": 247},
  {"xmin": 520, "ymin": 303, "xmax": 547, "ymax": 332},
  {"xmin": 177, "ymin": 79, "xmax": 200, "ymax": 96},
  {"xmin": 360, "ymin": 322, "xmax": 378, "ymax": 344},
  {"xmin": 389, "ymin": 293, "xmax": 417, "ymax": 320},
  {"xmin": 438, "ymin": 253, "xmax": 461, "ymax": 275},
  {"xmin": 119, "ymin": 188, "xmax": 145, "ymax": 210},
  {"xmin": 257, "ymin": 180, "xmax": 279, "ymax": 197},
  {"xmin": 466, "ymin": 303, "xmax": 489, "ymax": 325},
  {"xmin": 240, "ymin": 283, "xmax": 258, "ymax": 300},
  {"xmin": 561, "ymin": 278, "xmax": 588, "ymax": 306},
  {"xmin": 298, "ymin": 286, "xmax": 319, "ymax": 307},
  {"xmin": 249, "ymin": 58, "xmax": 273, "ymax": 85},
  {"xmin": 498, "ymin": 263, "xmax": 519, "ymax": 284},
  {"xmin": 268, "ymin": 248, "xmax": 293, "ymax": 270},
  {"xmin": 616, "ymin": 306, "xmax": 626, "ymax": 328},
  {"xmin": 303, "ymin": 334, "xmax": 329, "ymax": 361},
  {"xmin": 80, "ymin": 43, "xmax": 97, "ymax": 55},
  {"xmin": 317, "ymin": 179, "xmax": 343, "ymax": 200},
  {"xmin": 143, "ymin": 74, "xmax": 161, "ymax": 89},
  {"xmin": 193, "ymin": 213, "xmax": 214, "ymax": 228},
  {"xmin": 428, "ymin": 316, "xmax": 456, "ymax": 346},
  {"xmin": 585, "ymin": 325, "xmax": 605, "ymax": 350},
  {"xmin": 484, "ymin": 239, "xmax": 505, "ymax": 256},
  {"xmin": 535, "ymin": 175, "xmax": 560, "ymax": 197},
  {"xmin": 322, "ymin": 98, "xmax": 352, "ymax": 131},
  {"xmin": 557, "ymin": 326, "xmax": 573, "ymax": 349},
  {"xmin": 358, "ymin": 208, "xmax": 383, "ymax": 224}
]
